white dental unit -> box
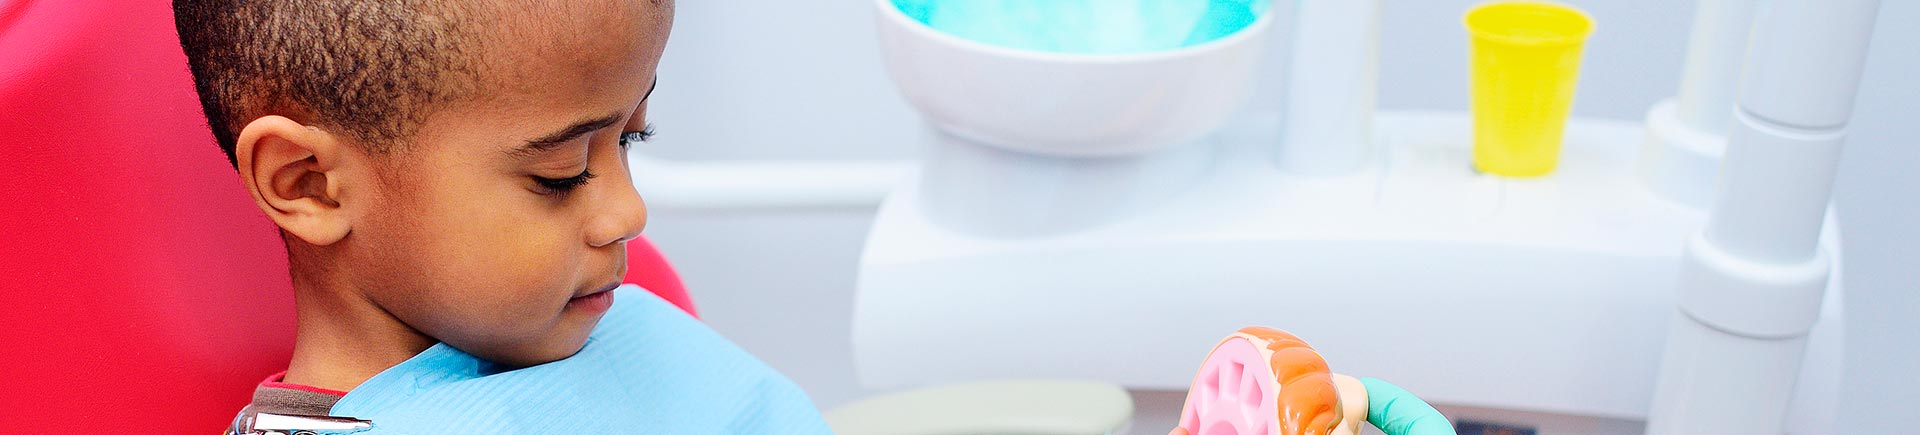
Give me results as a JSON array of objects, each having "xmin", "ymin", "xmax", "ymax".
[{"xmin": 633, "ymin": 0, "xmax": 1885, "ymax": 433}]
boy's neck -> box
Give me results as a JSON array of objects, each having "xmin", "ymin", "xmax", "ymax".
[{"xmin": 282, "ymin": 276, "xmax": 437, "ymax": 394}]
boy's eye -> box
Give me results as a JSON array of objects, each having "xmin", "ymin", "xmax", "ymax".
[
  {"xmin": 619, "ymin": 124, "xmax": 656, "ymax": 148},
  {"xmin": 533, "ymin": 169, "xmax": 596, "ymax": 195}
]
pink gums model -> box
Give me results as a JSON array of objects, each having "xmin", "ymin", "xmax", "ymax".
[{"xmin": 1174, "ymin": 327, "xmax": 1351, "ymax": 435}]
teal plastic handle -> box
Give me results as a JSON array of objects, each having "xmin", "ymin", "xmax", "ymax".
[{"xmin": 1360, "ymin": 377, "xmax": 1457, "ymax": 435}]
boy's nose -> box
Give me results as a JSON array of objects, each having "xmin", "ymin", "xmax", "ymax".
[{"xmin": 588, "ymin": 174, "xmax": 648, "ymax": 248}]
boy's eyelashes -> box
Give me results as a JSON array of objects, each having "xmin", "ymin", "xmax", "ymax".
[
  {"xmin": 619, "ymin": 124, "xmax": 657, "ymax": 149},
  {"xmin": 533, "ymin": 169, "xmax": 596, "ymax": 195}
]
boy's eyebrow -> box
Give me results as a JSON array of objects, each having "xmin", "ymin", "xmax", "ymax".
[
  {"xmin": 517, "ymin": 113, "xmax": 625, "ymax": 155},
  {"xmin": 513, "ymin": 78, "xmax": 659, "ymax": 156}
]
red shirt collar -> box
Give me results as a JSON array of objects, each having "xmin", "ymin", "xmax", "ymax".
[{"xmin": 258, "ymin": 371, "xmax": 348, "ymax": 397}]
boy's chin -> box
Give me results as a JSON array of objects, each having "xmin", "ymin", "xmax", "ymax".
[{"xmin": 466, "ymin": 328, "xmax": 596, "ymax": 369}]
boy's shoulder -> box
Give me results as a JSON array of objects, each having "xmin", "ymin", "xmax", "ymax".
[{"xmin": 328, "ymin": 286, "xmax": 831, "ymax": 434}]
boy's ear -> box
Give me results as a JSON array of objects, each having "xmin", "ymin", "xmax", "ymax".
[{"xmin": 233, "ymin": 116, "xmax": 355, "ymax": 246}]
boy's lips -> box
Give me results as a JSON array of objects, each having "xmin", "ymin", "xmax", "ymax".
[
  {"xmin": 567, "ymin": 281, "xmax": 621, "ymax": 312},
  {"xmin": 574, "ymin": 281, "xmax": 622, "ymax": 299}
]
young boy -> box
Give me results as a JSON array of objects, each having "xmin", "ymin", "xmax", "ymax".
[{"xmin": 173, "ymin": 1, "xmax": 829, "ymax": 433}]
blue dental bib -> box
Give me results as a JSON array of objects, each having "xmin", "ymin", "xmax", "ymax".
[{"xmin": 330, "ymin": 285, "xmax": 831, "ymax": 434}]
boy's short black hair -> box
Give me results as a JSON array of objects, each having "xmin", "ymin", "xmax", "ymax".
[{"xmin": 173, "ymin": 0, "xmax": 484, "ymax": 167}]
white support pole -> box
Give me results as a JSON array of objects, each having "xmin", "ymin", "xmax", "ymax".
[
  {"xmin": 1277, "ymin": 0, "xmax": 1380, "ymax": 176},
  {"xmin": 1647, "ymin": 1, "xmax": 1880, "ymax": 434},
  {"xmin": 1676, "ymin": 0, "xmax": 1763, "ymax": 136},
  {"xmin": 1636, "ymin": 0, "xmax": 1761, "ymax": 207},
  {"xmin": 1707, "ymin": 0, "xmax": 1880, "ymax": 263}
]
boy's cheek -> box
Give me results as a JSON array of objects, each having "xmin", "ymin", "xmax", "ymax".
[{"xmin": 366, "ymin": 172, "xmax": 600, "ymax": 338}]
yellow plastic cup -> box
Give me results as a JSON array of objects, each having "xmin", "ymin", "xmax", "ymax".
[{"xmin": 1465, "ymin": 1, "xmax": 1594, "ymax": 177}]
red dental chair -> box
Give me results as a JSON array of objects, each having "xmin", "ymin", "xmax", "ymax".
[{"xmin": 0, "ymin": 1, "xmax": 693, "ymax": 432}]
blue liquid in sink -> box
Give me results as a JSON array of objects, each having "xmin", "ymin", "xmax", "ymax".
[{"xmin": 893, "ymin": 0, "xmax": 1268, "ymax": 54}]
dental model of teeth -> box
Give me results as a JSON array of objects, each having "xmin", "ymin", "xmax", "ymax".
[{"xmin": 1173, "ymin": 327, "xmax": 1369, "ymax": 435}]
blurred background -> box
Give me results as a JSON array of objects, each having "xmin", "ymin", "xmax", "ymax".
[{"xmin": 639, "ymin": 0, "xmax": 1918, "ymax": 433}]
